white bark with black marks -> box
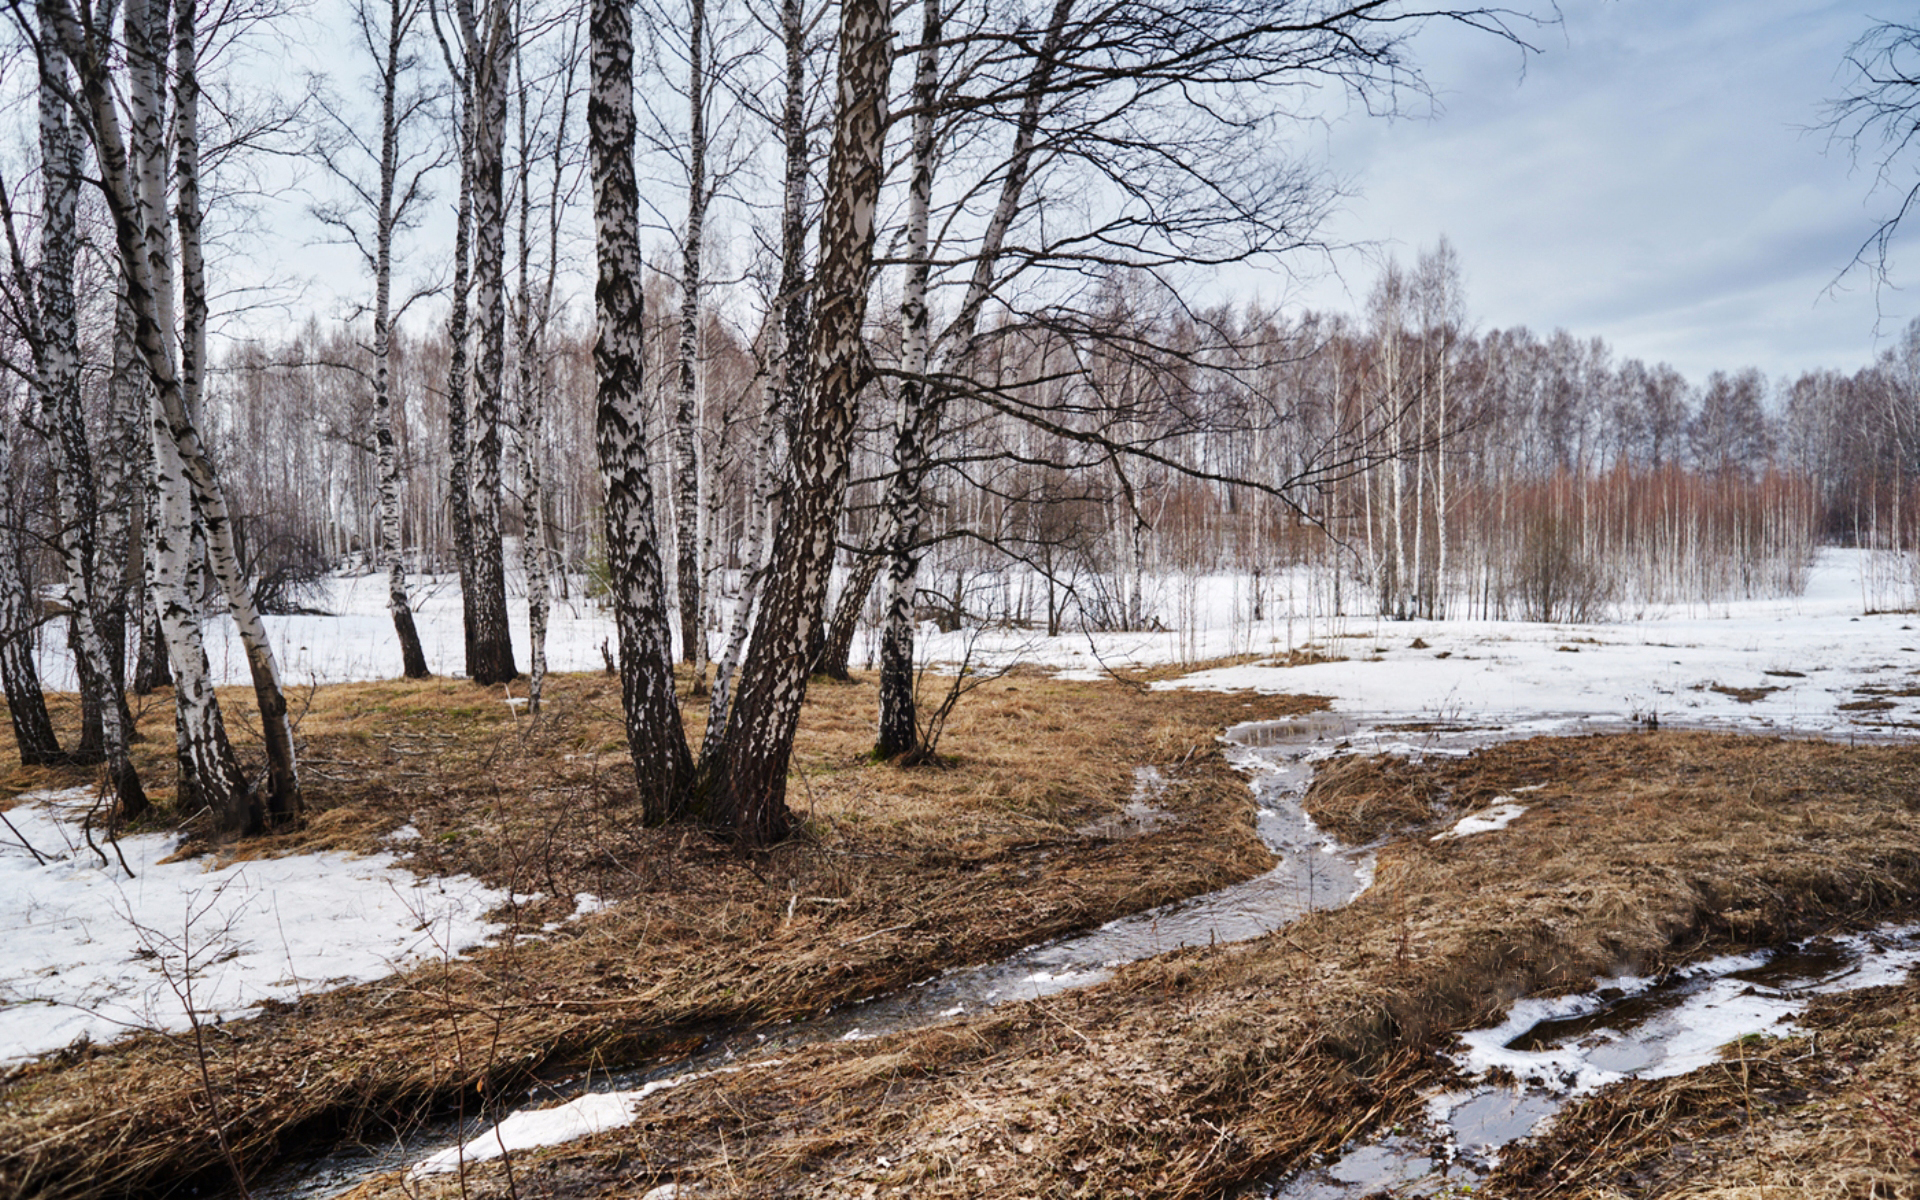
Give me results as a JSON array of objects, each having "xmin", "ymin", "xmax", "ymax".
[
  {"xmin": 455, "ymin": 0, "xmax": 519, "ymax": 685},
  {"xmin": 35, "ymin": 1, "xmax": 144, "ymax": 813},
  {"xmin": 706, "ymin": 0, "xmax": 890, "ymax": 844},
  {"xmin": 593, "ymin": 0, "xmax": 693, "ymax": 820}
]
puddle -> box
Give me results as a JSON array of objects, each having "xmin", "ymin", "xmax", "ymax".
[
  {"xmin": 1257, "ymin": 923, "xmax": 1920, "ymax": 1198},
  {"xmin": 1075, "ymin": 766, "xmax": 1178, "ymax": 838}
]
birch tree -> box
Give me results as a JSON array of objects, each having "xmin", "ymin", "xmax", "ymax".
[
  {"xmin": 592, "ymin": 0, "xmax": 691, "ymax": 821},
  {"xmin": 45, "ymin": 0, "xmax": 301, "ymax": 830},
  {"xmin": 704, "ymin": 0, "xmax": 809, "ymax": 747},
  {"xmin": 0, "ymin": 396, "xmax": 61, "ymax": 767},
  {"xmin": 312, "ymin": 0, "xmax": 443, "ymax": 679},
  {"xmin": 28, "ymin": 1, "xmax": 144, "ymax": 813},
  {"xmin": 513, "ymin": 12, "xmax": 579, "ymax": 712},
  {"xmin": 451, "ymin": 0, "xmax": 518, "ymax": 684}
]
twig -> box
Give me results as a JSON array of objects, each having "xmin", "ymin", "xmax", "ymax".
[{"xmin": 0, "ymin": 807, "xmax": 48, "ymax": 864}]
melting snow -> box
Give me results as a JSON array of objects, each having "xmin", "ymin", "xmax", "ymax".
[
  {"xmin": 1432, "ymin": 800, "xmax": 1528, "ymax": 841},
  {"xmin": 0, "ymin": 789, "xmax": 511, "ymax": 1064}
]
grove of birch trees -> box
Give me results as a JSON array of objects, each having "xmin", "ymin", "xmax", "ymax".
[{"xmin": 0, "ymin": 0, "xmax": 1909, "ymax": 846}]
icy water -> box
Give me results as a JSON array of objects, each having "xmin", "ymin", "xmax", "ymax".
[{"xmin": 1259, "ymin": 923, "xmax": 1920, "ymax": 1198}]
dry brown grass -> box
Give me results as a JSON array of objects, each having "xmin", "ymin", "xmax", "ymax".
[
  {"xmin": 341, "ymin": 731, "xmax": 1920, "ymax": 1200},
  {"xmin": 0, "ymin": 667, "xmax": 1321, "ymax": 1200}
]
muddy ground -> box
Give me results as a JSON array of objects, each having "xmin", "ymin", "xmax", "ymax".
[{"xmin": 0, "ymin": 668, "xmax": 1320, "ymax": 1199}]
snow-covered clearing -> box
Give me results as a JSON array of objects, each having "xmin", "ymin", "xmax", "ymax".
[
  {"xmin": 0, "ymin": 790, "xmax": 511, "ymax": 1065},
  {"xmin": 8, "ymin": 547, "xmax": 1916, "ymax": 1071},
  {"xmin": 28, "ymin": 552, "xmax": 1920, "ymax": 735},
  {"xmin": 1156, "ymin": 549, "xmax": 1920, "ymax": 738}
]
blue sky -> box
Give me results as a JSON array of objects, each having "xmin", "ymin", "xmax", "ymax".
[{"xmin": 1277, "ymin": 0, "xmax": 1915, "ymax": 382}]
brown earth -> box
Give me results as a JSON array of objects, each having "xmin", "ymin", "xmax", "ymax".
[
  {"xmin": 0, "ymin": 668, "xmax": 1322, "ymax": 1200},
  {"xmin": 335, "ymin": 731, "xmax": 1920, "ymax": 1200}
]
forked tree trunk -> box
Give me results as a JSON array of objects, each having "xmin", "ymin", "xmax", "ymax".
[
  {"xmin": 592, "ymin": 0, "xmax": 693, "ymax": 821},
  {"xmin": 702, "ymin": 0, "xmax": 890, "ymax": 844}
]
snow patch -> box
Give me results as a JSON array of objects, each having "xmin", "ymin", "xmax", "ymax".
[
  {"xmin": 409, "ymin": 1063, "xmax": 782, "ymax": 1177},
  {"xmin": 0, "ymin": 789, "xmax": 511, "ymax": 1065},
  {"xmin": 1432, "ymin": 800, "xmax": 1528, "ymax": 841}
]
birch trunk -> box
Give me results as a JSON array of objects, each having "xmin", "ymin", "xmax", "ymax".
[
  {"xmin": 815, "ymin": 547, "xmax": 880, "ymax": 680},
  {"xmin": 374, "ymin": 0, "xmax": 430, "ymax": 678},
  {"xmin": 459, "ymin": 0, "xmax": 519, "ymax": 685},
  {"xmin": 513, "ymin": 39, "xmax": 551, "ymax": 710},
  {"xmin": 36, "ymin": 4, "xmax": 144, "ymax": 812},
  {"xmin": 703, "ymin": 0, "xmax": 890, "ymax": 844},
  {"xmin": 174, "ymin": 0, "xmax": 302, "ymax": 824},
  {"xmin": 707, "ymin": 0, "xmax": 806, "ymax": 743},
  {"xmin": 51, "ymin": 0, "xmax": 291, "ymax": 829},
  {"xmin": 447, "ymin": 129, "xmax": 477, "ymax": 665},
  {"xmin": 874, "ymin": 0, "xmax": 1073, "ymax": 751},
  {"xmin": 873, "ymin": 0, "xmax": 941, "ymax": 759},
  {"xmin": 0, "ymin": 413, "xmax": 61, "ymax": 767},
  {"xmin": 592, "ymin": 0, "xmax": 693, "ymax": 821},
  {"xmin": 122, "ymin": 266, "xmax": 170, "ymax": 693},
  {"xmin": 672, "ymin": 0, "xmax": 708, "ymax": 682}
]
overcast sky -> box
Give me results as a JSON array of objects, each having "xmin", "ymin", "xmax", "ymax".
[
  {"xmin": 1274, "ymin": 0, "xmax": 1914, "ymax": 384},
  {"xmin": 260, "ymin": 0, "xmax": 1911, "ymax": 389}
]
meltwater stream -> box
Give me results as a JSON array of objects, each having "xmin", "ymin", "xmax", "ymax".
[
  {"xmin": 257, "ymin": 713, "xmax": 1376, "ymax": 1196},
  {"xmin": 259, "ymin": 713, "xmax": 1920, "ymax": 1197}
]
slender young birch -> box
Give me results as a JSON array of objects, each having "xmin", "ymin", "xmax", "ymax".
[
  {"xmin": 670, "ymin": 0, "xmax": 708, "ymax": 681},
  {"xmin": 707, "ymin": 0, "xmax": 806, "ymax": 747},
  {"xmin": 872, "ymin": 0, "xmax": 940, "ymax": 758},
  {"xmin": 705, "ymin": 0, "xmax": 890, "ymax": 843},
  {"xmin": 364, "ymin": 0, "xmax": 431, "ymax": 677},
  {"xmin": 34, "ymin": 2, "xmax": 145, "ymax": 814},
  {"xmin": 513, "ymin": 22, "xmax": 573, "ymax": 712},
  {"xmin": 592, "ymin": 0, "xmax": 693, "ymax": 821},
  {"xmin": 445, "ymin": 95, "xmax": 478, "ymax": 667},
  {"xmin": 874, "ymin": 0, "xmax": 1073, "ymax": 757}
]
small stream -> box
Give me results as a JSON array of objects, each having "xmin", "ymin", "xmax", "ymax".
[
  {"xmin": 255, "ymin": 713, "xmax": 1920, "ymax": 1197},
  {"xmin": 256, "ymin": 713, "xmax": 1373, "ymax": 1196}
]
